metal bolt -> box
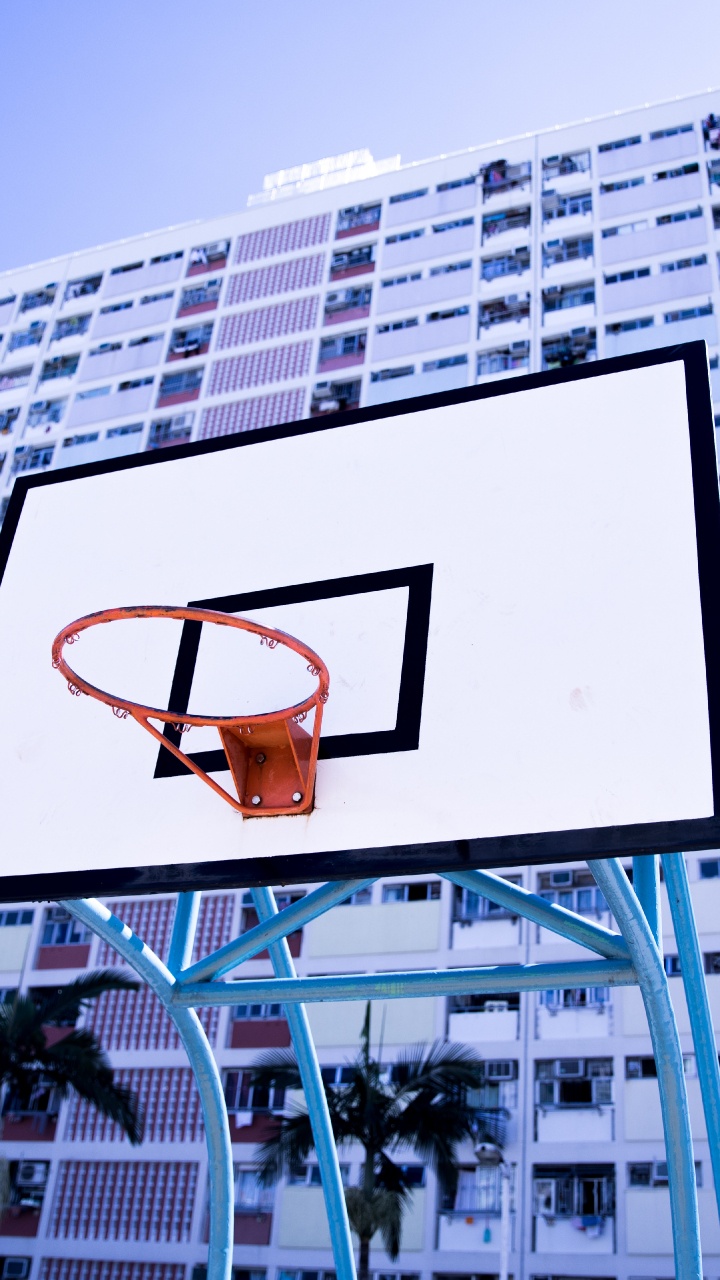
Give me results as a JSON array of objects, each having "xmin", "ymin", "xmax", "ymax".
[
  {"xmin": 255, "ymin": 753, "xmax": 266, "ymax": 764},
  {"xmin": 292, "ymin": 792, "xmax": 303, "ymax": 804},
  {"xmin": 251, "ymin": 795, "xmax": 262, "ymax": 806}
]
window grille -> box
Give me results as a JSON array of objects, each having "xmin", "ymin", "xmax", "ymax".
[
  {"xmin": 218, "ymin": 296, "xmax": 318, "ymax": 350},
  {"xmin": 226, "ymin": 254, "xmax": 325, "ymax": 306},
  {"xmin": 210, "ymin": 342, "xmax": 312, "ymax": 395},
  {"xmin": 64, "ymin": 1068, "xmax": 203, "ymax": 1144},
  {"xmin": 48, "ymin": 1161, "xmax": 198, "ymax": 1241},
  {"xmin": 200, "ymin": 388, "xmax": 305, "ymax": 440},
  {"xmin": 41, "ymin": 1262, "xmax": 186, "ymax": 1280},
  {"xmin": 234, "ymin": 215, "xmax": 331, "ymax": 264}
]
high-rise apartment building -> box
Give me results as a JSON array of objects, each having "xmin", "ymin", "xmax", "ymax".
[{"xmin": 1, "ymin": 89, "xmax": 720, "ymax": 1280}]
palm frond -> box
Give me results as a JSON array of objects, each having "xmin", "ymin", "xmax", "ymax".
[{"xmin": 34, "ymin": 971, "xmax": 139, "ymax": 1025}]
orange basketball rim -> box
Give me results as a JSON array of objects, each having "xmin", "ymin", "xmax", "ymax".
[{"xmin": 51, "ymin": 605, "xmax": 330, "ymax": 817}]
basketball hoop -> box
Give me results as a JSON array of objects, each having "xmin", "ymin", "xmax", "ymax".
[{"xmin": 51, "ymin": 606, "xmax": 330, "ymax": 817}]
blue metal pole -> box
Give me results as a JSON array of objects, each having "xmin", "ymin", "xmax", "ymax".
[
  {"xmin": 180, "ymin": 879, "xmax": 376, "ymax": 985},
  {"xmin": 632, "ymin": 856, "xmax": 661, "ymax": 948},
  {"xmin": 168, "ymin": 891, "xmax": 202, "ymax": 974},
  {"xmin": 251, "ymin": 887, "xmax": 357, "ymax": 1280},
  {"xmin": 64, "ymin": 898, "xmax": 234, "ymax": 1280},
  {"xmin": 591, "ymin": 861, "xmax": 702, "ymax": 1280},
  {"xmin": 663, "ymin": 851, "xmax": 720, "ymax": 1220},
  {"xmin": 442, "ymin": 868, "xmax": 629, "ymax": 959},
  {"xmin": 172, "ymin": 958, "xmax": 637, "ymax": 1007}
]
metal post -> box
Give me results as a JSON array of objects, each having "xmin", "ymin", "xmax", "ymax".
[
  {"xmin": 64, "ymin": 897, "xmax": 234, "ymax": 1280},
  {"xmin": 168, "ymin": 891, "xmax": 202, "ymax": 974},
  {"xmin": 632, "ymin": 855, "xmax": 661, "ymax": 948},
  {"xmin": 250, "ymin": 887, "xmax": 357, "ymax": 1280},
  {"xmin": 663, "ymin": 851, "xmax": 720, "ymax": 1219},
  {"xmin": 498, "ymin": 1162, "xmax": 511, "ymax": 1280},
  {"xmin": 591, "ymin": 860, "xmax": 702, "ymax": 1280}
]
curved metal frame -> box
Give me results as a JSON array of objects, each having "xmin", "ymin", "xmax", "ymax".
[{"xmin": 63, "ymin": 854, "xmax": 711, "ymax": 1280}]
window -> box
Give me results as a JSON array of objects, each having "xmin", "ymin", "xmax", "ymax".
[
  {"xmin": 8, "ymin": 322, "xmax": 45, "ymax": 352},
  {"xmin": 234, "ymin": 1166, "xmax": 273, "ymax": 1212},
  {"xmin": 481, "ymin": 159, "xmax": 531, "ymax": 198},
  {"xmin": 651, "ymin": 123, "xmax": 693, "ymax": 140},
  {"xmin": 477, "ymin": 342, "xmax": 529, "ymax": 377},
  {"xmin": 370, "ymin": 366, "xmax": 414, "ymax": 382},
  {"xmin": 42, "ymin": 906, "xmax": 90, "ymax": 946},
  {"xmin": 129, "ymin": 333, "xmax": 163, "ymax": 348},
  {"xmin": 437, "ymin": 175, "xmax": 476, "ymax": 192},
  {"xmin": 385, "ymin": 230, "xmax": 424, "ymax": 245},
  {"xmin": 26, "ymin": 398, "xmax": 67, "ymax": 429},
  {"xmin": 110, "ymin": 261, "xmax": 143, "ymax": 277},
  {"xmin": 660, "ymin": 254, "xmax": 707, "ymax": 272},
  {"xmin": 106, "ymin": 422, "xmax": 143, "ymax": 439},
  {"xmin": 626, "ymin": 1056, "xmax": 657, "ymax": 1078},
  {"xmin": 318, "ymin": 331, "xmax": 366, "ymax": 361},
  {"xmin": 11, "ymin": 444, "xmax": 54, "ymax": 474},
  {"xmin": 543, "ymin": 282, "xmax": 595, "ymax": 313},
  {"xmin": 0, "ymin": 366, "xmax": 33, "ymax": 392},
  {"xmin": 382, "ymin": 881, "xmax": 441, "ymax": 903},
  {"xmin": 146, "ymin": 411, "xmax": 194, "ymax": 449},
  {"xmin": 479, "ymin": 294, "xmax": 531, "ymax": 328},
  {"xmin": 233, "ymin": 1002, "xmax": 284, "ymax": 1020},
  {"xmin": 0, "ymin": 292, "xmax": 17, "ymax": 311},
  {"xmin": 606, "ymin": 316, "xmax": 654, "ymax": 334},
  {"xmin": 0, "ymin": 910, "xmax": 33, "ymax": 926},
  {"xmin": 64, "ymin": 274, "xmax": 102, "ymax": 302},
  {"xmin": 710, "ymin": 160, "xmax": 720, "ymax": 190},
  {"xmin": 700, "ymin": 858, "xmax": 720, "ymax": 878},
  {"xmin": 62, "ymin": 433, "xmax": 100, "ymax": 449},
  {"xmin": 481, "ymin": 246, "xmax": 531, "ymax": 280},
  {"xmin": 448, "ymin": 1165, "xmax": 503, "ymax": 1214},
  {"xmin": 453, "ymin": 876, "xmax": 522, "ymax": 921},
  {"xmin": 224, "ymin": 1069, "xmax": 285, "ymax": 1113},
  {"xmin": 119, "ymin": 377, "xmax": 153, "ymax": 392},
  {"xmin": 542, "ymin": 329, "xmax": 596, "ymax": 371},
  {"xmin": 188, "ymin": 239, "xmax": 230, "ymax": 273},
  {"xmin": 604, "ymin": 266, "xmax": 651, "ymax": 284},
  {"xmin": 76, "ymin": 385, "xmax": 110, "ymax": 401},
  {"xmin": 151, "ymin": 250, "xmax": 183, "ymax": 265},
  {"xmin": 657, "ymin": 205, "xmax": 703, "ymax": 225},
  {"xmin": 323, "ymin": 287, "xmax": 372, "ymax": 320},
  {"xmin": 422, "ymin": 354, "xmax": 468, "ymax": 371},
  {"xmin": 703, "ymin": 114, "xmax": 720, "ymax": 151},
  {"xmin": 342, "ymin": 887, "xmax": 373, "ymax": 905},
  {"xmin": 601, "ymin": 177, "xmax": 645, "ymax": 195},
  {"xmin": 157, "ymin": 369, "xmax": 203, "ymax": 399},
  {"xmin": 100, "ymin": 301, "xmax": 133, "ymax": 315},
  {"xmin": 20, "ymin": 285, "xmax": 56, "ymax": 313},
  {"xmin": 653, "ymin": 162, "xmax": 699, "ymax": 181},
  {"xmin": 167, "ymin": 323, "xmax": 213, "ymax": 359},
  {"xmin": 542, "ymin": 151, "xmax": 591, "ymax": 181},
  {"xmin": 536, "ymin": 1059, "xmax": 613, "ymax": 1107},
  {"xmin": 376, "ymin": 317, "xmax": 419, "ymax": 334},
  {"xmin": 433, "ymin": 217, "xmax": 474, "ymax": 234},
  {"xmin": 542, "ymin": 191, "xmax": 592, "ymax": 221},
  {"xmin": 389, "ymin": 188, "xmax": 428, "ymax": 204},
  {"xmin": 628, "ymin": 1161, "xmax": 701, "ymax": 1187},
  {"xmin": 51, "ymin": 314, "xmax": 91, "ymax": 342},
  {"xmin": 337, "ymin": 203, "xmax": 381, "ymax": 235},
  {"xmin": 288, "ymin": 1163, "xmax": 350, "ymax": 1186},
  {"xmin": 141, "ymin": 290, "xmax": 174, "ymax": 306},
  {"xmin": 278, "ymin": 1271, "xmax": 336, "ymax": 1280},
  {"xmin": 704, "ymin": 953, "xmax": 720, "ymax": 975},
  {"xmin": 543, "ymin": 236, "xmax": 593, "ymax": 267},
  {"xmin": 88, "ymin": 341, "xmax": 121, "ymax": 358},
  {"xmin": 381, "ymin": 272, "xmax": 422, "ymax": 288},
  {"xmin": 533, "ymin": 1165, "xmax": 615, "ymax": 1218},
  {"xmin": 664, "ymin": 303, "xmax": 713, "ymax": 324},
  {"xmin": 450, "ymin": 992, "xmax": 520, "ymax": 1012},
  {"xmin": 0, "ymin": 407, "xmax": 20, "ymax": 435},
  {"xmin": 599, "ymin": 135, "xmax": 642, "ymax": 152},
  {"xmin": 429, "ymin": 259, "xmax": 472, "ymax": 276},
  {"xmin": 540, "ymin": 987, "xmax": 609, "ymax": 1010},
  {"xmin": 482, "ymin": 207, "xmax": 532, "ymax": 239},
  {"xmin": 602, "ymin": 218, "xmax": 649, "ymax": 238}
]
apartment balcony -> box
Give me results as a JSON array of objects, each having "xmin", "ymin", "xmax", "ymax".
[
  {"xmin": 103, "ymin": 255, "xmax": 183, "ymax": 299},
  {"xmin": 597, "ymin": 128, "xmax": 698, "ymax": 179},
  {"xmin": 598, "ymin": 169, "xmax": 703, "ymax": 220},
  {"xmin": 603, "ymin": 262, "xmax": 712, "ymax": 312},
  {"xmin": 605, "ymin": 310, "xmax": 718, "ymax": 358},
  {"xmin": 437, "ymin": 1210, "xmax": 515, "ymax": 1253},
  {"xmin": 448, "ymin": 1004, "xmax": 520, "ymax": 1043},
  {"xmin": 481, "ymin": 208, "xmax": 531, "ymax": 246},
  {"xmin": 78, "ymin": 339, "xmax": 162, "ymax": 382},
  {"xmin": 534, "ymin": 1213, "xmax": 615, "ymax": 1254},
  {"xmin": 600, "ymin": 212, "xmax": 708, "ymax": 266},
  {"xmin": 535, "ymin": 1105, "xmax": 614, "ymax": 1143},
  {"xmin": 385, "ymin": 183, "xmax": 476, "ymax": 228},
  {"xmin": 376, "ymin": 267, "xmax": 472, "ymax": 315}
]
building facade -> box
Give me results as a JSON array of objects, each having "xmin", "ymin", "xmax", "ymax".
[{"xmin": 2, "ymin": 88, "xmax": 720, "ymax": 1280}]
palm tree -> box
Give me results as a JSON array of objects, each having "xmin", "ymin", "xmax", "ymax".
[
  {"xmin": 0, "ymin": 971, "xmax": 144, "ymax": 1144},
  {"xmin": 251, "ymin": 1005, "xmax": 497, "ymax": 1280}
]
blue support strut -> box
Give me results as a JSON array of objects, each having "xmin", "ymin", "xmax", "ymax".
[
  {"xmin": 64, "ymin": 897, "xmax": 234, "ymax": 1280},
  {"xmin": 663, "ymin": 851, "xmax": 720, "ymax": 1220},
  {"xmin": 251, "ymin": 888, "xmax": 357, "ymax": 1280},
  {"xmin": 591, "ymin": 860, "xmax": 702, "ymax": 1280}
]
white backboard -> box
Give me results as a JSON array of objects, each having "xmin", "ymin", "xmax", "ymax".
[{"xmin": 1, "ymin": 343, "xmax": 719, "ymax": 898}]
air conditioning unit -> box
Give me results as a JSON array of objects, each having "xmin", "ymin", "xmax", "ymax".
[
  {"xmin": 484, "ymin": 1000, "xmax": 509, "ymax": 1013},
  {"xmin": 550, "ymin": 870, "xmax": 573, "ymax": 887},
  {"xmin": 232, "ymin": 1110, "xmax": 254, "ymax": 1128},
  {"xmin": 533, "ymin": 1178, "xmax": 556, "ymax": 1216},
  {"xmin": 556, "ymin": 1059, "xmax": 584, "ymax": 1078},
  {"xmin": 3, "ymin": 1259, "xmax": 30, "ymax": 1280},
  {"xmin": 16, "ymin": 1162, "xmax": 48, "ymax": 1188}
]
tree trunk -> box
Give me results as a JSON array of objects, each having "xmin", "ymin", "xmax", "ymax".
[{"xmin": 358, "ymin": 1235, "xmax": 371, "ymax": 1280}]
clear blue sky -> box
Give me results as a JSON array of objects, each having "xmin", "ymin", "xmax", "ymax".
[{"xmin": 2, "ymin": 0, "xmax": 719, "ymax": 274}]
